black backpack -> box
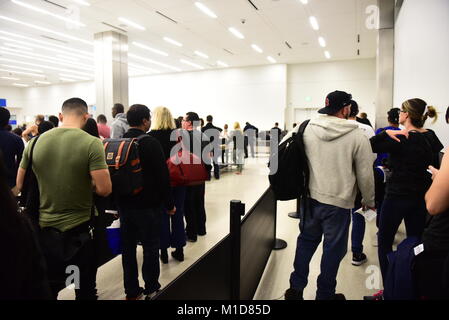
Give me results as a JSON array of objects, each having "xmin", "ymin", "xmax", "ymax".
[
  {"xmin": 103, "ymin": 135, "xmax": 147, "ymax": 197},
  {"xmin": 268, "ymin": 120, "xmax": 310, "ymax": 201}
]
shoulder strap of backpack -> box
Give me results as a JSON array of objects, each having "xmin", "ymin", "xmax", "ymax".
[
  {"xmin": 296, "ymin": 119, "xmax": 311, "ymax": 197},
  {"xmin": 29, "ymin": 135, "xmax": 41, "ymax": 168}
]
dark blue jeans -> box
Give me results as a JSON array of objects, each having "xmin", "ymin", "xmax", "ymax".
[
  {"xmin": 378, "ymin": 197, "xmax": 427, "ymax": 283},
  {"xmin": 351, "ymin": 210, "xmax": 366, "ymax": 255},
  {"xmin": 119, "ymin": 206, "xmax": 162, "ymax": 297},
  {"xmin": 160, "ymin": 187, "xmax": 187, "ymax": 249},
  {"xmin": 290, "ymin": 198, "xmax": 351, "ymax": 300}
]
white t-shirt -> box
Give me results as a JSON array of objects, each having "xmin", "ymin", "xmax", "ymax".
[{"xmin": 349, "ymin": 119, "xmax": 375, "ymax": 139}]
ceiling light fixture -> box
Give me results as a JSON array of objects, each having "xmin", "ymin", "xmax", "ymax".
[
  {"xmin": 0, "ymin": 58, "xmax": 93, "ymax": 77},
  {"xmin": 180, "ymin": 59, "xmax": 204, "ymax": 70},
  {"xmin": 324, "ymin": 51, "xmax": 331, "ymax": 59},
  {"xmin": 132, "ymin": 42, "xmax": 168, "ymax": 57},
  {"xmin": 128, "ymin": 62, "xmax": 160, "ymax": 73},
  {"xmin": 13, "ymin": 83, "xmax": 29, "ymax": 87},
  {"xmin": 267, "ymin": 56, "xmax": 277, "ymax": 63},
  {"xmin": 0, "ymin": 16, "xmax": 93, "ymax": 45},
  {"xmin": 34, "ymin": 80, "xmax": 51, "ymax": 85},
  {"xmin": 216, "ymin": 61, "xmax": 229, "ymax": 68},
  {"xmin": 194, "ymin": 51, "xmax": 209, "ymax": 59},
  {"xmin": 228, "ymin": 27, "xmax": 245, "ymax": 39},
  {"xmin": 309, "ymin": 16, "xmax": 319, "ymax": 30},
  {"xmin": 251, "ymin": 44, "xmax": 263, "ymax": 53},
  {"xmin": 129, "ymin": 53, "xmax": 181, "ymax": 72},
  {"xmin": 60, "ymin": 77, "xmax": 77, "ymax": 82},
  {"xmin": 4, "ymin": 42, "xmax": 33, "ymax": 51},
  {"xmin": 70, "ymin": 0, "xmax": 90, "ymax": 6},
  {"xmin": 318, "ymin": 37, "xmax": 326, "ymax": 47},
  {"xmin": 0, "ymin": 68, "xmax": 46, "ymax": 78},
  {"xmin": 0, "ymin": 31, "xmax": 93, "ymax": 57},
  {"xmin": 0, "ymin": 47, "xmax": 92, "ymax": 71},
  {"xmin": 300, "ymin": 0, "xmax": 308, "ymax": 4},
  {"xmin": 194, "ymin": 2, "xmax": 218, "ymax": 18},
  {"xmin": 57, "ymin": 55, "xmax": 79, "ymax": 62},
  {"xmin": 1, "ymin": 64, "xmax": 43, "ymax": 73},
  {"xmin": 1, "ymin": 76, "xmax": 20, "ymax": 80},
  {"xmin": 163, "ymin": 37, "xmax": 183, "ymax": 47},
  {"xmin": 118, "ymin": 17, "xmax": 146, "ymax": 31},
  {"xmin": 59, "ymin": 73, "xmax": 90, "ymax": 80},
  {"xmin": 11, "ymin": 0, "xmax": 86, "ymax": 27}
]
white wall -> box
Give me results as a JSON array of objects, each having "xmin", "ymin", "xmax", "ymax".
[
  {"xmin": 394, "ymin": 0, "xmax": 449, "ymax": 147},
  {"xmin": 287, "ymin": 59, "xmax": 377, "ymax": 129},
  {"xmin": 0, "ymin": 86, "xmax": 26, "ymax": 123},
  {"xmin": 129, "ymin": 64, "xmax": 287, "ymax": 130}
]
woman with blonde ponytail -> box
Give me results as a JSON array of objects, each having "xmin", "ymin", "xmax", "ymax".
[{"xmin": 367, "ymin": 98, "xmax": 444, "ymax": 299}]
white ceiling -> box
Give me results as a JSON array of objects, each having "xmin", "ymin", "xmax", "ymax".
[{"xmin": 0, "ymin": 0, "xmax": 378, "ymax": 88}]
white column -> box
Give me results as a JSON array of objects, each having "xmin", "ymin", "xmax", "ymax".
[{"xmin": 94, "ymin": 31, "xmax": 129, "ymax": 117}]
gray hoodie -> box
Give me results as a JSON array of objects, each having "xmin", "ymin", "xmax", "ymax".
[
  {"xmin": 303, "ymin": 114, "xmax": 375, "ymax": 209},
  {"xmin": 111, "ymin": 113, "xmax": 130, "ymax": 139}
]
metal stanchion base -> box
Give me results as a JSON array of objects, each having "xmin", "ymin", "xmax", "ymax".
[
  {"xmin": 273, "ymin": 239, "xmax": 287, "ymax": 250},
  {"xmin": 288, "ymin": 211, "xmax": 300, "ymax": 219}
]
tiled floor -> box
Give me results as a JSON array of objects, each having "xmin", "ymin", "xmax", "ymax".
[{"xmin": 59, "ymin": 152, "xmax": 407, "ymax": 300}]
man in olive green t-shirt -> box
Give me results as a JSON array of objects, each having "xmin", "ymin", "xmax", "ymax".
[{"xmin": 16, "ymin": 98, "xmax": 112, "ymax": 300}]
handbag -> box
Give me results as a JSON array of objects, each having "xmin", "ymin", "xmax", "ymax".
[{"xmin": 167, "ymin": 132, "xmax": 209, "ymax": 186}]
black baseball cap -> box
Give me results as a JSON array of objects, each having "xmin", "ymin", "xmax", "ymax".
[{"xmin": 318, "ymin": 91, "xmax": 353, "ymax": 115}]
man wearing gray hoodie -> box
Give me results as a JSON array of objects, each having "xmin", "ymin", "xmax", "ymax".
[
  {"xmin": 285, "ymin": 91, "xmax": 375, "ymax": 300},
  {"xmin": 111, "ymin": 103, "xmax": 130, "ymax": 139}
]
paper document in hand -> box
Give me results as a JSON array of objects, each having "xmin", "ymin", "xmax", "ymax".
[{"xmin": 355, "ymin": 208, "xmax": 377, "ymax": 222}]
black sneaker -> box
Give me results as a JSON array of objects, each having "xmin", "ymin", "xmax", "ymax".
[
  {"xmin": 160, "ymin": 249, "xmax": 168, "ymax": 264},
  {"xmin": 352, "ymin": 253, "xmax": 368, "ymax": 266},
  {"xmin": 363, "ymin": 290, "xmax": 384, "ymax": 300},
  {"xmin": 145, "ymin": 290, "xmax": 160, "ymax": 301},
  {"xmin": 284, "ymin": 288, "xmax": 304, "ymax": 300},
  {"xmin": 331, "ymin": 293, "xmax": 346, "ymax": 300},
  {"xmin": 171, "ymin": 248, "xmax": 184, "ymax": 262},
  {"xmin": 126, "ymin": 287, "xmax": 144, "ymax": 300}
]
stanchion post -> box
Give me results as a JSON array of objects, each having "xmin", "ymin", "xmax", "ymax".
[
  {"xmin": 288, "ymin": 198, "xmax": 301, "ymax": 219},
  {"xmin": 230, "ymin": 200, "xmax": 245, "ymax": 300}
]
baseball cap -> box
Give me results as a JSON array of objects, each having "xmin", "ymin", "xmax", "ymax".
[{"xmin": 318, "ymin": 91, "xmax": 352, "ymax": 115}]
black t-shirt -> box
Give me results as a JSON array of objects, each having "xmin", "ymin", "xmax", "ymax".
[
  {"xmin": 422, "ymin": 210, "xmax": 449, "ymax": 253},
  {"xmin": 148, "ymin": 129, "xmax": 177, "ymax": 160},
  {"xmin": 370, "ymin": 130, "xmax": 444, "ymax": 198}
]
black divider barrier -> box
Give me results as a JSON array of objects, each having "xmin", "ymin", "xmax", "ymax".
[
  {"xmin": 239, "ymin": 188, "xmax": 276, "ymax": 300},
  {"xmin": 154, "ymin": 187, "xmax": 277, "ymax": 300}
]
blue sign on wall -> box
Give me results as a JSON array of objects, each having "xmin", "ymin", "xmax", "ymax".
[
  {"xmin": 9, "ymin": 120, "xmax": 17, "ymax": 125},
  {"xmin": 0, "ymin": 99, "xmax": 6, "ymax": 107}
]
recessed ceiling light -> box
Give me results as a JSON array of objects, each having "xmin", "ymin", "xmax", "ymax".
[
  {"xmin": 217, "ymin": 61, "xmax": 229, "ymax": 68},
  {"xmin": 0, "ymin": 47, "xmax": 92, "ymax": 71},
  {"xmin": 324, "ymin": 51, "xmax": 331, "ymax": 59},
  {"xmin": 180, "ymin": 59, "xmax": 204, "ymax": 70},
  {"xmin": 0, "ymin": 58, "xmax": 93, "ymax": 77},
  {"xmin": 59, "ymin": 73, "xmax": 90, "ymax": 80},
  {"xmin": 1, "ymin": 76, "xmax": 20, "ymax": 80},
  {"xmin": 251, "ymin": 44, "xmax": 263, "ymax": 53},
  {"xmin": 1, "ymin": 64, "xmax": 43, "ymax": 73},
  {"xmin": 194, "ymin": 51, "xmax": 209, "ymax": 59},
  {"xmin": 128, "ymin": 62, "xmax": 160, "ymax": 74},
  {"xmin": 267, "ymin": 56, "xmax": 277, "ymax": 63},
  {"xmin": 228, "ymin": 27, "xmax": 245, "ymax": 39},
  {"xmin": 0, "ymin": 68, "xmax": 46, "ymax": 78},
  {"xmin": 132, "ymin": 42, "xmax": 168, "ymax": 57},
  {"xmin": 4, "ymin": 42, "xmax": 33, "ymax": 51},
  {"xmin": 318, "ymin": 37, "xmax": 326, "ymax": 48},
  {"xmin": 0, "ymin": 16, "xmax": 93, "ymax": 45},
  {"xmin": 299, "ymin": 0, "xmax": 308, "ymax": 4},
  {"xmin": 60, "ymin": 77, "xmax": 76, "ymax": 82},
  {"xmin": 118, "ymin": 17, "xmax": 146, "ymax": 31},
  {"xmin": 70, "ymin": 0, "xmax": 90, "ymax": 6},
  {"xmin": 34, "ymin": 80, "xmax": 51, "ymax": 85},
  {"xmin": 11, "ymin": 0, "xmax": 86, "ymax": 27},
  {"xmin": 0, "ymin": 31, "xmax": 93, "ymax": 57},
  {"xmin": 13, "ymin": 83, "xmax": 29, "ymax": 87},
  {"xmin": 163, "ymin": 37, "xmax": 183, "ymax": 47},
  {"xmin": 194, "ymin": 2, "xmax": 218, "ymax": 18},
  {"xmin": 129, "ymin": 53, "xmax": 181, "ymax": 72},
  {"xmin": 309, "ymin": 16, "xmax": 319, "ymax": 30}
]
